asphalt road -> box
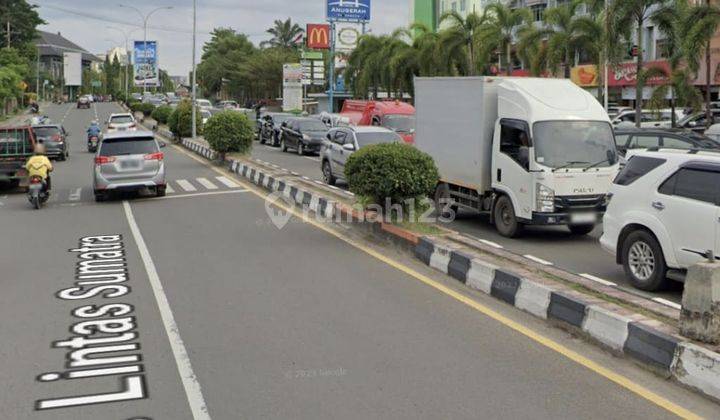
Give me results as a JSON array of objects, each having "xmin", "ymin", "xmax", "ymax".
[
  {"xmin": 1, "ymin": 102, "xmax": 716, "ymax": 419},
  {"xmin": 250, "ymin": 143, "xmax": 685, "ymax": 304}
]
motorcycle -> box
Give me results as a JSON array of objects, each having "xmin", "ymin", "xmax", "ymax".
[
  {"xmin": 88, "ymin": 135, "xmax": 99, "ymax": 152},
  {"xmin": 27, "ymin": 175, "xmax": 49, "ymax": 210},
  {"xmin": 30, "ymin": 103, "xmax": 39, "ymax": 114}
]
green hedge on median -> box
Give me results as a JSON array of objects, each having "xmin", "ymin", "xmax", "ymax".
[
  {"xmin": 345, "ymin": 142, "xmax": 439, "ymax": 211},
  {"xmin": 168, "ymin": 99, "xmax": 202, "ymax": 139},
  {"xmin": 151, "ymin": 105, "xmax": 173, "ymax": 125},
  {"xmin": 204, "ymin": 110, "xmax": 254, "ymax": 155}
]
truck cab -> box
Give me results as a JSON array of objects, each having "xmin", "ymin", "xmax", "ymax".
[
  {"xmin": 0, "ymin": 126, "xmax": 37, "ymax": 188},
  {"xmin": 415, "ymin": 77, "xmax": 619, "ymax": 238},
  {"xmin": 340, "ymin": 100, "xmax": 416, "ymax": 144}
]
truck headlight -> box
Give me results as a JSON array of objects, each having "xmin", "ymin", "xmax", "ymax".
[{"xmin": 536, "ymin": 184, "xmax": 555, "ymax": 213}]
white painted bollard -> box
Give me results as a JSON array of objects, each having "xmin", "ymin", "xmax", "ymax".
[{"xmin": 680, "ymin": 260, "xmax": 720, "ymax": 344}]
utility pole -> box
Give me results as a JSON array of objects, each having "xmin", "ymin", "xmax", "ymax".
[
  {"xmin": 603, "ymin": 0, "xmax": 609, "ymax": 112},
  {"xmin": 192, "ymin": 0, "xmax": 198, "ymax": 139},
  {"xmin": 328, "ymin": 22, "xmax": 335, "ymax": 113}
]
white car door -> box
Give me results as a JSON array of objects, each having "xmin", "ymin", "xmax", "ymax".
[{"xmin": 653, "ymin": 167, "xmax": 720, "ymax": 267}]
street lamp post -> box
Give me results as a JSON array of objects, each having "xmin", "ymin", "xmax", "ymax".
[
  {"xmin": 107, "ymin": 26, "xmax": 139, "ymax": 100},
  {"xmin": 192, "ymin": 0, "xmax": 197, "ymax": 139},
  {"xmin": 119, "ymin": 4, "xmax": 173, "ymax": 95}
]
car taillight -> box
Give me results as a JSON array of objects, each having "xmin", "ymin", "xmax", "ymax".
[
  {"xmin": 95, "ymin": 156, "xmax": 116, "ymax": 165},
  {"xmin": 144, "ymin": 152, "xmax": 164, "ymax": 161},
  {"xmin": 51, "ymin": 134, "xmax": 61, "ymax": 142}
]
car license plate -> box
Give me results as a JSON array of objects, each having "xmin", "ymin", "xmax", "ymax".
[
  {"xmin": 120, "ymin": 161, "xmax": 140, "ymax": 169},
  {"xmin": 118, "ymin": 127, "xmax": 127, "ymax": 131},
  {"xmin": 571, "ymin": 213, "xmax": 597, "ymax": 224}
]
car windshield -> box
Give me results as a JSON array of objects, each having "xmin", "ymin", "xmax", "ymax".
[
  {"xmin": 33, "ymin": 127, "xmax": 61, "ymax": 138},
  {"xmin": 533, "ymin": 121, "xmax": 617, "ymax": 169},
  {"xmin": 299, "ymin": 120, "xmax": 328, "ymax": 131},
  {"xmin": 383, "ymin": 115, "xmax": 416, "ymax": 133},
  {"xmin": 356, "ymin": 131, "xmax": 401, "ymax": 146},
  {"xmin": 100, "ymin": 137, "xmax": 158, "ymax": 156},
  {"xmin": 110, "ymin": 116, "xmax": 134, "ymax": 124}
]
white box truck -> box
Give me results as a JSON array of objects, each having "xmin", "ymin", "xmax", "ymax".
[{"xmin": 415, "ymin": 77, "xmax": 620, "ymax": 238}]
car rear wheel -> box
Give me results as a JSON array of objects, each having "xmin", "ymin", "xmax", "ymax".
[
  {"xmin": 156, "ymin": 186, "xmax": 166, "ymax": 198},
  {"xmin": 622, "ymin": 230, "xmax": 668, "ymax": 291},
  {"xmin": 494, "ymin": 195, "xmax": 523, "ymax": 238},
  {"xmin": 322, "ymin": 161, "xmax": 336, "ymax": 186}
]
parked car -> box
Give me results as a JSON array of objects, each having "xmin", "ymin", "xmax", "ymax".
[
  {"xmin": 320, "ymin": 126, "xmax": 402, "ymax": 185},
  {"xmin": 105, "ymin": 113, "xmax": 137, "ymax": 133},
  {"xmin": 77, "ymin": 96, "xmax": 91, "ymax": 109},
  {"xmin": 201, "ymin": 110, "xmax": 212, "ymax": 125},
  {"xmin": 614, "ymin": 127, "xmax": 720, "ymax": 157},
  {"xmin": 32, "ymin": 124, "xmax": 69, "ymax": 161},
  {"xmin": 317, "ymin": 112, "xmax": 351, "ymax": 128},
  {"xmin": 196, "ymin": 99, "xmax": 213, "ymax": 111},
  {"xmin": 676, "ymin": 110, "xmax": 720, "ymax": 133},
  {"xmin": 280, "ymin": 117, "xmax": 330, "ymax": 155},
  {"xmin": 611, "ymin": 109, "xmax": 683, "ymax": 128},
  {"xmin": 258, "ymin": 112, "xmax": 294, "ymax": 146},
  {"xmin": 93, "ymin": 131, "xmax": 166, "ymax": 201},
  {"xmin": 601, "ymin": 149, "xmax": 720, "ymax": 291},
  {"xmin": 218, "ymin": 100, "xmax": 239, "ymax": 110},
  {"xmin": 607, "ymin": 106, "xmax": 632, "ymax": 120}
]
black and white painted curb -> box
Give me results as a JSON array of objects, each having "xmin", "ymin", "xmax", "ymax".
[
  {"xmin": 178, "ymin": 137, "xmax": 720, "ymax": 402},
  {"xmin": 415, "ymin": 237, "xmax": 720, "ymax": 400},
  {"xmin": 181, "ymin": 138, "xmax": 218, "ymax": 161}
]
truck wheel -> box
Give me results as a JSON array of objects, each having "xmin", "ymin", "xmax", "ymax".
[
  {"xmin": 494, "ymin": 195, "xmax": 523, "ymax": 238},
  {"xmin": 568, "ymin": 224, "xmax": 595, "ymax": 235},
  {"xmin": 322, "ymin": 161, "xmax": 336, "ymax": 186},
  {"xmin": 433, "ymin": 184, "xmax": 458, "ymax": 220},
  {"xmin": 621, "ymin": 230, "xmax": 668, "ymax": 291}
]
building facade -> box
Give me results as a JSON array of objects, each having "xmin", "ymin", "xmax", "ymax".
[{"xmin": 36, "ymin": 31, "xmax": 101, "ymax": 82}]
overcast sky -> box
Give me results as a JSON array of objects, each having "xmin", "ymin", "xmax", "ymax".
[{"xmin": 33, "ymin": 0, "xmax": 410, "ymax": 76}]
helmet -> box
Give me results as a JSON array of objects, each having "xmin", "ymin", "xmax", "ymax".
[
  {"xmin": 34, "ymin": 144, "xmax": 47, "ymax": 155},
  {"xmin": 91, "ymin": 120, "xmax": 99, "ymax": 126}
]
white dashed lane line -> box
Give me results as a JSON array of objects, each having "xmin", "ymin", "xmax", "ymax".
[
  {"xmin": 652, "ymin": 297, "xmax": 682, "ymax": 310},
  {"xmin": 580, "ymin": 274, "xmax": 618, "ymax": 287},
  {"xmin": 523, "ymin": 255, "xmax": 554, "ymax": 266},
  {"xmin": 478, "ymin": 239, "xmax": 504, "ymax": 249}
]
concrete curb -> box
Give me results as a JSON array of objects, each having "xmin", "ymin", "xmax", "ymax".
[{"xmin": 176, "ymin": 137, "xmax": 720, "ymax": 402}]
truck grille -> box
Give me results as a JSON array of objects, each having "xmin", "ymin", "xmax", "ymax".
[{"xmin": 554, "ymin": 195, "xmax": 606, "ymax": 213}]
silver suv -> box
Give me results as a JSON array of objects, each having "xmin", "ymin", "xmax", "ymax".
[
  {"xmin": 93, "ymin": 131, "xmax": 166, "ymax": 201},
  {"xmin": 106, "ymin": 113, "xmax": 137, "ymax": 133},
  {"xmin": 321, "ymin": 126, "xmax": 401, "ymax": 185}
]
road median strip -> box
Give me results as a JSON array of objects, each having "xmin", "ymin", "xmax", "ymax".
[{"xmin": 153, "ymin": 125, "xmax": 720, "ymax": 404}]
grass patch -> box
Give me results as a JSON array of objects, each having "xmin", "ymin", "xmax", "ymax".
[{"xmin": 393, "ymin": 220, "xmax": 444, "ymax": 235}]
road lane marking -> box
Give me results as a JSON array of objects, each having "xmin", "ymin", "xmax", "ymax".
[
  {"xmin": 523, "ymin": 255, "xmax": 554, "ymax": 266},
  {"xmin": 176, "ymin": 179, "xmax": 197, "ymax": 192},
  {"xmin": 580, "ymin": 274, "xmax": 618, "ymax": 287},
  {"xmin": 215, "ymin": 176, "xmax": 239, "ymax": 188},
  {"xmin": 135, "ymin": 190, "xmax": 248, "ymax": 202},
  {"xmin": 196, "ymin": 177, "xmax": 218, "ymax": 190},
  {"xmin": 479, "ymin": 239, "xmax": 504, "ymax": 249},
  {"xmin": 166, "ymin": 183, "xmax": 175, "ymax": 194},
  {"xmin": 173, "ymin": 143, "xmax": 700, "ymax": 419},
  {"xmin": 122, "ymin": 201, "xmax": 211, "ymax": 420},
  {"xmin": 652, "ymin": 298, "xmax": 682, "ymax": 310},
  {"xmin": 68, "ymin": 188, "xmax": 82, "ymax": 202},
  {"xmin": 303, "ymin": 156, "xmax": 320, "ymax": 162}
]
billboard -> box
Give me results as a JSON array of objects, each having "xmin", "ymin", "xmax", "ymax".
[
  {"xmin": 307, "ymin": 24, "xmax": 331, "ymax": 49},
  {"xmin": 283, "ymin": 63, "xmax": 303, "ymax": 111},
  {"xmin": 63, "ymin": 52, "xmax": 82, "ymax": 86},
  {"xmin": 335, "ymin": 23, "xmax": 361, "ymax": 52},
  {"xmin": 327, "ymin": 0, "xmax": 371, "ymax": 21},
  {"xmin": 134, "ymin": 41, "xmax": 159, "ymax": 87}
]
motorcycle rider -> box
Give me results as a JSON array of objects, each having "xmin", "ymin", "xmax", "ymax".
[
  {"xmin": 87, "ymin": 120, "xmax": 101, "ymax": 147},
  {"xmin": 25, "ymin": 144, "xmax": 53, "ymax": 193}
]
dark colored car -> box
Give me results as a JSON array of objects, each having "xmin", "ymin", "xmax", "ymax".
[
  {"xmin": 32, "ymin": 124, "xmax": 70, "ymax": 161},
  {"xmin": 77, "ymin": 96, "xmax": 90, "ymax": 109},
  {"xmin": 614, "ymin": 127, "xmax": 720, "ymax": 159},
  {"xmin": 280, "ymin": 117, "xmax": 330, "ymax": 155},
  {"xmin": 258, "ymin": 113, "xmax": 293, "ymax": 147}
]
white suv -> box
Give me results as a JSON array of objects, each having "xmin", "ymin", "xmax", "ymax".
[{"xmin": 601, "ymin": 149, "xmax": 720, "ymax": 291}]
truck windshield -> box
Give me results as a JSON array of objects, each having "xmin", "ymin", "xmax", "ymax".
[
  {"xmin": 383, "ymin": 115, "xmax": 416, "ymax": 133},
  {"xmin": 533, "ymin": 121, "xmax": 617, "ymax": 169}
]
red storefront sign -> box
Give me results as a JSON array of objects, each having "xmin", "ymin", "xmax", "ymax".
[{"xmin": 607, "ymin": 60, "xmax": 670, "ymax": 87}]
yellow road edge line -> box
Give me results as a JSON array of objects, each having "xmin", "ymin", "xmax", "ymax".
[{"xmin": 172, "ymin": 142, "xmax": 701, "ymax": 420}]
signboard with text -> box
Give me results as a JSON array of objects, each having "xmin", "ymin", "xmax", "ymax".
[
  {"xmin": 283, "ymin": 63, "xmax": 304, "ymax": 111},
  {"xmin": 327, "ymin": 0, "xmax": 371, "ymax": 21},
  {"xmin": 335, "ymin": 22, "xmax": 361, "ymax": 52},
  {"xmin": 307, "ymin": 24, "xmax": 331, "ymax": 49},
  {"xmin": 133, "ymin": 41, "xmax": 159, "ymax": 87}
]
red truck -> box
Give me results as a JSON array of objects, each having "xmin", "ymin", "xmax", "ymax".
[
  {"xmin": 0, "ymin": 126, "xmax": 36, "ymax": 188},
  {"xmin": 340, "ymin": 100, "xmax": 416, "ymax": 144}
]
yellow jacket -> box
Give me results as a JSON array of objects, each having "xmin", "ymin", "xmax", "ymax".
[{"xmin": 26, "ymin": 155, "xmax": 53, "ymax": 179}]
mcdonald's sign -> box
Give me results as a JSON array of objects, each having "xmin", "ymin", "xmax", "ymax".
[{"xmin": 307, "ymin": 24, "xmax": 330, "ymax": 50}]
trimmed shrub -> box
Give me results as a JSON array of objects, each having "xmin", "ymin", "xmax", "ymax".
[
  {"xmin": 204, "ymin": 110, "xmax": 254, "ymax": 155},
  {"xmin": 168, "ymin": 99, "xmax": 202, "ymax": 139},
  {"xmin": 128, "ymin": 101, "xmax": 142, "ymax": 112},
  {"xmin": 136, "ymin": 103, "xmax": 155, "ymax": 116},
  {"xmin": 151, "ymin": 105, "xmax": 173, "ymax": 125},
  {"xmin": 345, "ymin": 142, "xmax": 439, "ymax": 211}
]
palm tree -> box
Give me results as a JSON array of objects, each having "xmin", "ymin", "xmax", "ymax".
[
  {"xmin": 346, "ymin": 35, "xmax": 387, "ymax": 99},
  {"xmin": 543, "ymin": 0, "xmax": 587, "ymax": 78},
  {"xmin": 388, "ymin": 24, "xmax": 443, "ymax": 95},
  {"xmin": 683, "ymin": 1, "xmax": 720, "ymax": 128},
  {"xmin": 481, "ymin": 2, "xmax": 531, "ymax": 76},
  {"xmin": 612, "ymin": 0, "xmax": 668, "ymax": 127},
  {"xmin": 263, "ymin": 18, "xmax": 303, "ymax": 49},
  {"xmin": 438, "ymin": 10, "xmax": 489, "ymax": 76},
  {"xmin": 516, "ymin": 22, "xmax": 549, "ymax": 76},
  {"xmin": 649, "ymin": 0, "xmax": 702, "ymax": 127}
]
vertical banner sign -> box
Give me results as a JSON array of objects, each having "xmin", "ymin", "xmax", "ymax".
[
  {"xmin": 282, "ymin": 63, "xmax": 303, "ymax": 111},
  {"xmin": 327, "ymin": 0, "xmax": 371, "ymax": 21},
  {"xmin": 307, "ymin": 24, "xmax": 331, "ymax": 49},
  {"xmin": 63, "ymin": 52, "xmax": 82, "ymax": 86},
  {"xmin": 133, "ymin": 41, "xmax": 159, "ymax": 87}
]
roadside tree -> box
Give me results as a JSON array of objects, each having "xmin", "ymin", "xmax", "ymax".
[{"xmin": 204, "ymin": 110, "xmax": 254, "ymax": 158}]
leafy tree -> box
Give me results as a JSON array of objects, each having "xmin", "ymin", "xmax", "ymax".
[
  {"xmin": 438, "ymin": 10, "xmax": 490, "ymax": 76},
  {"xmin": 542, "ymin": 0, "xmax": 588, "ymax": 78},
  {"xmin": 262, "ymin": 18, "xmax": 303, "ymax": 49},
  {"xmin": 480, "ymin": 2, "xmax": 531, "ymax": 75},
  {"xmin": 197, "ymin": 28, "xmax": 256, "ymax": 98},
  {"xmin": 0, "ymin": 0, "xmax": 44, "ymax": 49},
  {"xmin": 611, "ymin": 0, "xmax": 668, "ymax": 127},
  {"xmin": 168, "ymin": 99, "xmax": 202, "ymax": 139}
]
